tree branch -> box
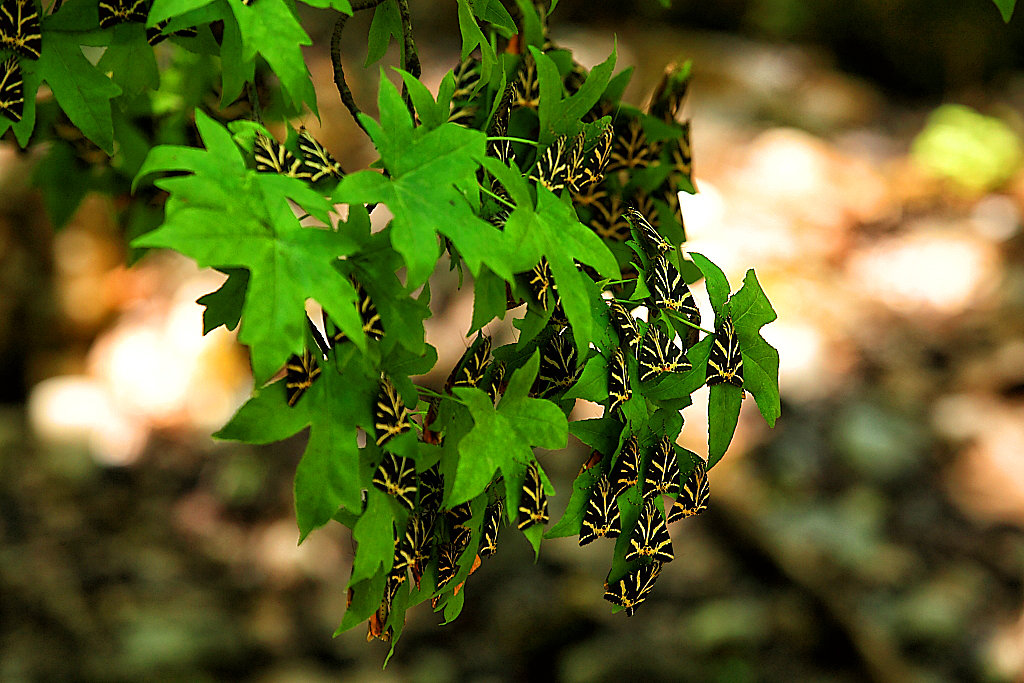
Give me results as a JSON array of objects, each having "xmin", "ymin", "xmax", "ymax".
[
  {"xmin": 396, "ymin": 0, "xmax": 420, "ymax": 117},
  {"xmin": 330, "ymin": 14, "xmax": 372, "ymax": 137}
]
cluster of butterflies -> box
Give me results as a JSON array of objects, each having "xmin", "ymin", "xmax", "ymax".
[
  {"xmin": 583, "ymin": 433, "xmax": 709, "ymax": 616},
  {"xmin": 0, "ymin": 0, "xmax": 208, "ymax": 124}
]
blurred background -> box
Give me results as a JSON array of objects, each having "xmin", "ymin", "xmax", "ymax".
[{"xmin": 4, "ymin": 0, "xmax": 1024, "ymax": 680}]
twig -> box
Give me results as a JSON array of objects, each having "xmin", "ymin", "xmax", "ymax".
[
  {"xmin": 331, "ymin": 6, "xmax": 385, "ymax": 138},
  {"xmin": 396, "ymin": 0, "xmax": 421, "ymax": 117}
]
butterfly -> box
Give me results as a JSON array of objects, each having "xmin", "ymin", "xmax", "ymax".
[
  {"xmin": 0, "ymin": 55, "xmax": 23, "ymax": 123},
  {"xmin": 607, "ymin": 301, "xmax": 642, "ymax": 352},
  {"xmin": 533, "ymin": 333, "xmax": 580, "ymax": 398},
  {"xmin": 434, "ymin": 542, "xmax": 462, "ymax": 592},
  {"xmin": 484, "ymin": 361, "xmax": 505, "ymax": 404},
  {"xmin": 526, "ymin": 259, "xmax": 553, "ymax": 311},
  {"xmin": 146, "ymin": 19, "xmax": 197, "ymax": 46},
  {"xmin": 578, "ymin": 474, "xmax": 621, "ymax": 546},
  {"xmin": 253, "ymin": 132, "xmax": 305, "ymax": 177},
  {"xmin": 0, "ymin": 0, "xmax": 40, "ymax": 59},
  {"xmin": 609, "ymin": 435, "xmax": 641, "ymax": 496},
  {"xmin": 647, "ymin": 60, "xmax": 691, "ymax": 123},
  {"xmin": 296, "ymin": 127, "xmax": 344, "ymax": 182},
  {"xmin": 603, "ymin": 560, "xmax": 663, "ymax": 617},
  {"xmin": 706, "ymin": 316, "xmax": 743, "ymax": 389},
  {"xmin": 368, "ymin": 572, "xmax": 404, "ymax": 642},
  {"xmin": 448, "ymin": 56, "xmax": 481, "ymax": 126},
  {"xmin": 513, "ymin": 52, "xmax": 539, "ymax": 109},
  {"xmin": 578, "ymin": 449, "xmax": 603, "ymax": 476},
  {"xmin": 643, "ymin": 436, "xmax": 681, "ymax": 498},
  {"xmin": 575, "ymin": 124, "xmax": 614, "ymax": 190},
  {"xmin": 98, "ymin": 0, "xmax": 147, "ymax": 29},
  {"xmin": 517, "ymin": 463, "xmax": 549, "ymax": 530},
  {"xmin": 372, "ymin": 453, "xmax": 417, "ymax": 510},
  {"xmin": 486, "ymin": 83, "xmax": 517, "ymax": 164},
  {"xmin": 446, "ymin": 334, "xmax": 492, "ymax": 391},
  {"xmin": 607, "ymin": 117, "xmax": 653, "ymax": 172},
  {"xmin": 638, "ymin": 324, "xmax": 690, "ymax": 382},
  {"xmin": 284, "ymin": 348, "xmax": 320, "ymax": 407},
  {"xmin": 625, "ymin": 498, "xmax": 674, "ymax": 563},
  {"xmin": 648, "ymin": 255, "xmax": 699, "ymax": 323},
  {"xmin": 531, "ymin": 135, "xmax": 572, "ymax": 192},
  {"xmin": 397, "ymin": 513, "xmax": 434, "ymax": 589},
  {"xmin": 325, "ymin": 276, "xmax": 384, "ymax": 345},
  {"xmin": 583, "ymin": 187, "xmax": 630, "ymax": 242},
  {"xmin": 479, "ymin": 500, "xmax": 504, "ymax": 558},
  {"xmin": 667, "ymin": 456, "xmax": 709, "ymax": 522},
  {"xmin": 373, "ymin": 376, "xmax": 411, "ymax": 446},
  {"xmin": 418, "ymin": 465, "xmax": 444, "ymax": 513},
  {"xmin": 445, "ymin": 502, "xmax": 473, "ymax": 531},
  {"xmin": 608, "ymin": 346, "xmax": 631, "ymax": 413},
  {"xmin": 627, "ymin": 207, "xmax": 672, "ymax": 256}
]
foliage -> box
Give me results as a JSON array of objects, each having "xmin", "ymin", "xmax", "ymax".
[
  {"xmin": 993, "ymin": 0, "xmax": 1017, "ymax": 22},
  {"xmin": 10, "ymin": 0, "xmax": 779, "ymax": 654}
]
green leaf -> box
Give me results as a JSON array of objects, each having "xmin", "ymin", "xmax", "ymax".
[
  {"xmin": 397, "ymin": 68, "xmax": 447, "ymax": 130},
  {"xmin": 545, "ymin": 464, "xmax": 602, "ymax": 538},
  {"xmin": 296, "ymin": 0, "xmax": 352, "ymax": 12},
  {"xmin": 563, "ymin": 352, "xmax": 608, "ymax": 402},
  {"xmin": 350, "ymin": 487, "xmax": 395, "ymax": 584},
  {"xmin": 532, "ymin": 45, "xmax": 616, "ymax": 144},
  {"xmin": 470, "ymin": 0, "xmax": 517, "ymax": 33},
  {"xmin": 198, "ymin": 268, "xmax": 248, "ymax": 333},
  {"xmin": 569, "ymin": 416, "xmax": 623, "ymax": 455},
  {"xmin": 219, "ymin": 9, "xmax": 254, "ymax": 106},
  {"xmin": 149, "ymin": 0, "xmax": 216, "ymax": 24},
  {"xmin": 336, "ymin": 571, "xmax": 386, "ymax": 634},
  {"xmin": 97, "ymin": 25, "xmax": 159, "ymax": 99},
  {"xmin": 365, "ymin": 0, "xmax": 402, "ymax": 67},
  {"xmin": 708, "ymin": 383, "xmax": 742, "ymax": 467},
  {"xmin": 689, "ymin": 252, "xmax": 731, "ymax": 321},
  {"xmin": 334, "ymin": 73, "xmax": 514, "ymax": 287},
  {"xmin": 993, "ymin": 0, "xmax": 1016, "ymax": 21},
  {"xmin": 457, "ymin": 0, "xmax": 497, "ymax": 83},
  {"xmin": 214, "ymin": 381, "xmax": 310, "ymax": 444},
  {"xmin": 451, "ymin": 356, "xmax": 567, "ymax": 506},
  {"xmin": 39, "ymin": 32, "xmax": 122, "ymax": 153},
  {"xmin": 134, "ymin": 111, "xmax": 364, "ymax": 383},
  {"xmin": 471, "ymin": 267, "xmax": 507, "ymax": 332},
  {"xmin": 228, "ymin": 0, "xmax": 317, "ymax": 113},
  {"xmin": 730, "ymin": 269, "xmax": 781, "ymax": 427}
]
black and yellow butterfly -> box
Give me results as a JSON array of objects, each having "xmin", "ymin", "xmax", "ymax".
[
  {"xmin": 445, "ymin": 501, "xmax": 473, "ymax": 531},
  {"xmin": 284, "ymin": 349, "xmax": 320, "ymax": 407},
  {"xmin": 513, "ymin": 52, "xmax": 539, "ymax": 109},
  {"xmin": 479, "ymin": 500, "xmax": 504, "ymax": 558},
  {"xmin": 627, "ymin": 207, "xmax": 672, "ymax": 256},
  {"xmin": 253, "ymin": 132, "xmax": 305, "ymax": 177},
  {"xmin": 526, "ymin": 258, "xmax": 553, "ymax": 311},
  {"xmin": 609, "ymin": 435, "xmax": 641, "ymax": 496},
  {"xmin": 607, "ymin": 117, "xmax": 653, "ymax": 172},
  {"xmin": 486, "ymin": 83, "xmax": 517, "ymax": 164},
  {"xmin": 603, "ymin": 560, "xmax": 663, "ymax": 617},
  {"xmin": 295, "ymin": 127, "xmax": 343, "ymax": 182},
  {"xmin": 98, "ymin": 0, "xmax": 147, "ymax": 29},
  {"xmin": 575, "ymin": 124, "xmax": 614, "ymax": 190},
  {"xmin": 564, "ymin": 132, "xmax": 590, "ymax": 193},
  {"xmin": 372, "ymin": 453, "xmax": 417, "ymax": 510},
  {"xmin": 579, "ymin": 474, "xmax": 621, "ymax": 546},
  {"xmin": 0, "ymin": 0, "xmax": 40, "ymax": 59},
  {"xmin": 435, "ymin": 542, "xmax": 461, "ymax": 591},
  {"xmin": 533, "ymin": 333, "xmax": 580, "ymax": 398},
  {"xmin": 531, "ymin": 135, "xmax": 571, "ymax": 192},
  {"xmin": 517, "ymin": 463, "xmax": 549, "ymax": 530},
  {"xmin": 397, "ymin": 513, "xmax": 433, "ymax": 588},
  {"xmin": 625, "ymin": 498, "xmax": 674, "ymax": 563},
  {"xmin": 648, "ymin": 255, "xmax": 699, "ymax": 323},
  {"xmin": 638, "ymin": 324, "xmax": 690, "ymax": 382},
  {"xmin": 667, "ymin": 456, "xmax": 709, "ymax": 522},
  {"xmin": 707, "ymin": 316, "xmax": 743, "ymax": 388},
  {"xmin": 647, "ymin": 61, "xmax": 690, "ymax": 123},
  {"xmin": 373, "ymin": 376, "xmax": 411, "ymax": 446},
  {"xmin": 608, "ymin": 346, "xmax": 631, "ymax": 413},
  {"xmin": 446, "ymin": 334, "xmax": 491, "ymax": 391},
  {"xmin": 0, "ymin": 55, "xmax": 23, "ymax": 123},
  {"xmin": 485, "ymin": 360, "xmax": 505, "ymax": 404},
  {"xmin": 368, "ymin": 572, "xmax": 403, "ymax": 642},
  {"xmin": 449, "ymin": 56, "xmax": 481, "ymax": 126},
  {"xmin": 146, "ymin": 19, "xmax": 197, "ymax": 45},
  {"xmin": 607, "ymin": 300, "xmax": 642, "ymax": 352},
  {"xmin": 325, "ymin": 276, "xmax": 384, "ymax": 345},
  {"xmin": 418, "ymin": 465, "xmax": 443, "ymax": 513},
  {"xmin": 580, "ymin": 186, "xmax": 630, "ymax": 242},
  {"xmin": 643, "ymin": 436, "xmax": 681, "ymax": 498}
]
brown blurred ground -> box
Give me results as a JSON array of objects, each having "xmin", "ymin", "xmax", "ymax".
[{"xmin": 4, "ymin": 3, "xmax": 1024, "ymax": 681}]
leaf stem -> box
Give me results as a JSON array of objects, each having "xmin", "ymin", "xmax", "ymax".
[
  {"xmin": 416, "ymin": 386, "xmax": 465, "ymax": 406},
  {"xmin": 486, "ymin": 136, "xmax": 542, "ymax": 147},
  {"xmin": 479, "ymin": 185, "xmax": 516, "ymax": 209},
  {"xmin": 664, "ymin": 309, "xmax": 715, "ymax": 335}
]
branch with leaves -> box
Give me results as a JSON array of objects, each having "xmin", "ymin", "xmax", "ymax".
[{"xmin": 6, "ymin": 0, "xmax": 780, "ymax": 657}]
